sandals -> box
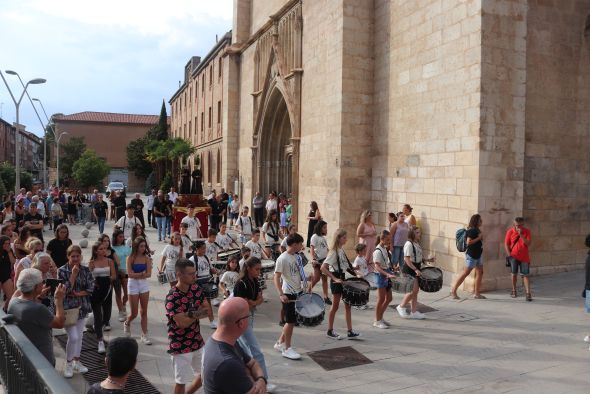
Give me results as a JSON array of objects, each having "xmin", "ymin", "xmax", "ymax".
[
  {"xmin": 474, "ymin": 294, "xmax": 487, "ymax": 299},
  {"xmin": 511, "ymin": 290, "xmax": 517, "ymax": 298},
  {"xmin": 526, "ymin": 293, "xmax": 532, "ymax": 302}
]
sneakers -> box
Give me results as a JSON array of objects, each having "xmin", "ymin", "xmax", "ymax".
[
  {"xmin": 273, "ymin": 341, "xmax": 285, "ymax": 352},
  {"xmin": 373, "ymin": 320, "xmax": 388, "ymax": 329},
  {"xmin": 354, "ymin": 305, "xmax": 369, "ymax": 310},
  {"xmin": 64, "ymin": 361, "xmax": 74, "ymax": 378},
  {"xmin": 141, "ymin": 334, "xmax": 152, "ymax": 345},
  {"xmin": 347, "ymin": 330, "xmax": 361, "ymax": 339},
  {"xmin": 97, "ymin": 340, "xmax": 106, "ymax": 354},
  {"xmin": 103, "ymin": 324, "xmax": 111, "ymax": 332},
  {"xmin": 210, "ymin": 320, "xmax": 218, "ymax": 329},
  {"xmin": 409, "ymin": 311, "xmax": 426, "ymax": 320},
  {"xmin": 324, "ymin": 297, "xmax": 332, "ymax": 305},
  {"xmin": 123, "ymin": 321, "xmax": 130, "ymax": 337},
  {"xmin": 396, "ymin": 305, "xmax": 410, "ymax": 318},
  {"xmin": 584, "ymin": 335, "xmax": 590, "ymax": 343},
  {"xmin": 282, "ymin": 347, "xmax": 301, "ymax": 360},
  {"xmin": 266, "ymin": 383, "xmax": 277, "ymax": 393},
  {"xmin": 382, "ymin": 319, "xmax": 392, "ymax": 326},
  {"xmin": 326, "ymin": 329, "xmax": 342, "ymax": 340},
  {"xmin": 74, "ymin": 360, "xmax": 88, "ymax": 373},
  {"xmin": 118, "ymin": 310, "xmax": 127, "ymax": 322}
]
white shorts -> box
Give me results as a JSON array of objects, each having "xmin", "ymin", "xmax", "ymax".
[
  {"xmin": 127, "ymin": 278, "xmax": 149, "ymax": 295},
  {"xmin": 171, "ymin": 349, "xmax": 202, "ymax": 385}
]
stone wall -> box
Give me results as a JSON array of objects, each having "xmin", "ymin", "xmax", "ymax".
[{"xmin": 250, "ymin": 0, "xmax": 290, "ymax": 35}]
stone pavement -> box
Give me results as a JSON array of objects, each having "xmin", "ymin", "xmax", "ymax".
[{"xmin": 55, "ymin": 200, "xmax": 590, "ymax": 394}]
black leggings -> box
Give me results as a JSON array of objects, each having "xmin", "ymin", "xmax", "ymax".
[{"xmin": 91, "ymin": 277, "xmax": 112, "ymax": 340}]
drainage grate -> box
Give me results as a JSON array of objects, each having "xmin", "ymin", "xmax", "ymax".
[
  {"xmin": 442, "ymin": 313, "xmax": 478, "ymax": 322},
  {"xmin": 56, "ymin": 334, "xmax": 161, "ymax": 393},
  {"xmin": 308, "ymin": 346, "xmax": 373, "ymax": 371},
  {"xmin": 391, "ymin": 303, "xmax": 438, "ymax": 313}
]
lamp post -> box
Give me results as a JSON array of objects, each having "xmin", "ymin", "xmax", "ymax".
[
  {"xmin": 0, "ymin": 70, "xmax": 46, "ymax": 192},
  {"xmin": 56, "ymin": 131, "xmax": 68, "ymax": 188},
  {"xmin": 32, "ymin": 98, "xmax": 51, "ymax": 188}
]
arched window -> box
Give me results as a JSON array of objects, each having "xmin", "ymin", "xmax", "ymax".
[
  {"xmin": 207, "ymin": 151, "xmax": 212, "ymax": 183},
  {"xmin": 217, "ymin": 149, "xmax": 222, "ymax": 184}
]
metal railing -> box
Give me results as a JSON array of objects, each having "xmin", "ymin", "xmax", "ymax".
[{"xmin": 0, "ymin": 311, "xmax": 76, "ymax": 394}]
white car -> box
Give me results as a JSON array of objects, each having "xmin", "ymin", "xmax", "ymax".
[{"xmin": 106, "ymin": 182, "xmax": 126, "ymax": 195}]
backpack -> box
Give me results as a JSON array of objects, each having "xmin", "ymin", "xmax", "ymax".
[{"xmin": 456, "ymin": 228, "xmax": 467, "ymax": 252}]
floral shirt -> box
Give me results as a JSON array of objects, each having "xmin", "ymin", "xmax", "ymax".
[
  {"xmin": 57, "ymin": 264, "xmax": 94, "ymax": 319},
  {"xmin": 165, "ymin": 283, "xmax": 205, "ymax": 355}
]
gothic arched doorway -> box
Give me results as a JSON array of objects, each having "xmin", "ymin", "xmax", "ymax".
[{"xmin": 256, "ymin": 87, "xmax": 294, "ymax": 199}]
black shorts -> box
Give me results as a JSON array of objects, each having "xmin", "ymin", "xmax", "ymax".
[
  {"xmin": 402, "ymin": 262, "xmax": 422, "ymax": 278},
  {"xmin": 330, "ymin": 272, "xmax": 345, "ymax": 295},
  {"xmin": 283, "ymin": 293, "xmax": 298, "ymax": 324}
]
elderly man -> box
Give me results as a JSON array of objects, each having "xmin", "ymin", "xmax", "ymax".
[
  {"xmin": 130, "ymin": 193, "xmax": 145, "ymax": 228},
  {"xmin": 7, "ymin": 268, "xmax": 65, "ymax": 366},
  {"xmin": 113, "ymin": 191, "xmax": 127, "ymax": 221},
  {"xmin": 202, "ymin": 297, "xmax": 267, "ymax": 394}
]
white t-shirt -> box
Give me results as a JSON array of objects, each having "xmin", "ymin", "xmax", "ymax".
[
  {"xmin": 403, "ymin": 241, "xmax": 423, "ymax": 264},
  {"xmin": 220, "ymin": 271, "xmax": 239, "ymax": 293},
  {"xmin": 373, "ymin": 245, "xmax": 390, "ymax": 270},
  {"xmin": 261, "ymin": 222, "xmax": 280, "ymax": 244},
  {"xmin": 36, "ymin": 201, "xmax": 45, "ymax": 216},
  {"xmin": 115, "ymin": 215, "xmax": 140, "ymax": 239},
  {"xmin": 215, "ymin": 233, "xmax": 233, "ymax": 250},
  {"xmin": 180, "ymin": 234, "xmax": 192, "ymax": 251},
  {"xmin": 146, "ymin": 195, "xmax": 155, "ymax": 210},
  {"xmin": 274, "ymin": 251, "xmax": 302, "ymax": 294},
  {"xmin": 324, "ymin": 248, "xmax": 348, "ymax": 274},
  {"xmin": 168, "ymin": 192, "xmax": 178, "ymax": 203},
  {"xmin": 280, "ymin": 236, "xmax": 288, "ymax": 250},
  {"xmin": 161, "ymin": 245, "xmax": 181, "ymax": 272},
  {"xmin": 353, "ymin": 255, "xmax": 369, "ymax": 277},
  {"xmin": 236, "ymin": 216, "xmax": 253, "ymax": 236},
  {"xmin": 189, "ymin": 255, "xmax": 211, "ymax": 278},
  {"xmin": 181, "ymin": 216, "xmax": 201, "ymax": 240},
  {"xmin": 245, "ymin": 240, "xmax": 264, "ymax": 259},
  {"xmin": 205, "ymin": 240, "xmax": 220, "ymax": 262},
  {"xmin": 310, "ymin": 234, "xmax": 328, "ymax": 260},
  {"xmin": 265, "ymin": 199, "xmax": 277, "ymax": 212},
  {"xmin": 230, "ymin": 200, "xmax": 240, "ymax": 214},
  {"xmin": 239, "ymin": 257, "xmax": 247, "ymax": 270}
]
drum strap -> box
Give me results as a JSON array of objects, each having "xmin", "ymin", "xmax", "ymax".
[
  {"xmin": 336, "ymin": 249, "xmax": 356, "ymax": 277},
  {"xmin": 295, "ymin": 254, "xmax": 308, "ymax": 290}
]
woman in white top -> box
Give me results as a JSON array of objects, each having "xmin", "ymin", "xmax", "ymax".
[
  {"xmin": 236, "ymin": 206, "xmax": 254, "ymax": 244},
  {"xmin": 310, "ymin": 220, "xmax": 331, "ymax": 305},
  {"xmin": 396, "ymin": 227, "xmax": 435, "ymax": 320},
  {"xmin": 321, "ymin": 229, "xmax": 360, "ymax": 339},
  {"xmin": 158, "ymin": 232, "xmax": 183, "ymax": 287},
  {"xmin": 402, "ymin": 204, "xmax": 417, "ymax": 228},
  {"xmin": 261, "ymin": 210, "xmax": 281, "ymax": 259},
  {"xmin": 372, "ymin": 230, "xmax": 396, "ymax": 329}
]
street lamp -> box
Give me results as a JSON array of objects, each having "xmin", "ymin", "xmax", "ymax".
[
  {"xmin": 32, "ymin": 98, "xmax": 51, "ymax": 188},
  {"xmin": 0, "ymin": 70, "xmax": 46, "ymax": 192},
  {"xmin": 56, "ymin": 131, "xmax": 68, "ymax": 188}
]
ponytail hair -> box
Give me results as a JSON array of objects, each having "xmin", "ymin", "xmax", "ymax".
[{"xmin": 239, "ymin": 256, "xmax": 261, "ymax": 280}]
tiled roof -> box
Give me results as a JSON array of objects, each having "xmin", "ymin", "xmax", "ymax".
[{"xmin": 53, "ymin": 111, "xmax": 170, "ymax": 125}]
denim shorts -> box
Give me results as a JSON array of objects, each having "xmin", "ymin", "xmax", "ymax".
[
  {"xmin": 390, "ymin": 246, "xmax": 404, "ymax": 268},
  {"xmin": 586, "ymin": 290, "xmax": 590, "ymax": 313},
  {"xmin": 375, "ymin": 269, "xmax": 392, "ymax": 289},
  {"xmin": 509, "ymin": 257, "xmax": 530, "ymax": 276},
  {"xmin": 465, "ymin": 254, "xmax": 483, "ymax": 269}
]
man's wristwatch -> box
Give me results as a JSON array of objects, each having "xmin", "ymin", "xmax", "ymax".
[{"xmin": 255, "ymin": 376, "xmax": 267, "ymax": 385}]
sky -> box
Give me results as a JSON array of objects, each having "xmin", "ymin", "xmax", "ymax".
[{"xmin": 0, "ymin": 0, "xmax": 233, "ymax": 136}]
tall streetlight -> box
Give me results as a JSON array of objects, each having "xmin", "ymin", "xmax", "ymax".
[
  {"xmin": 0, "ymin": 70, "xmax": 46, "ymax": 192},
  {"xmin": 55, "ymin": 131, "xmax": 68, "ymax": 188},
  {"xmin": 32, "ymin": 98, "xmax": 51, "ymax": 188}
]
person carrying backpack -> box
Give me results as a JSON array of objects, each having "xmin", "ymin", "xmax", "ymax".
[{"xmin": 450, "ymin": 214, "xmax": 485, "ymax": 300}]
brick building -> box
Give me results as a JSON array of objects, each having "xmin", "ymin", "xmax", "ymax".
[
  {"xmin": 169, "ymin": 32, "xmax": 232, "ymax": 193},
  {"xmin": 53, "ymin": 112, "xmax": 169, "ymax": 191},
  {"xmin": 0, "ymin": 117, "xmax": 42, "ymax": 180}
]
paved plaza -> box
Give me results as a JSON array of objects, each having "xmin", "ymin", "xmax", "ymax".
[{"xmin": 54, "ymin": 199, "xmax": 590, "ymax": 394}]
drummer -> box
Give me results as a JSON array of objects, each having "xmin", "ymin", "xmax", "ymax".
[
  {"xmin": 189, "ymin": 240, "xmax": 219, "ymax": 329},
  {"xmin": 245, "ymin": 229, "xmax": 270, "ymax": 260},
  {"xmin": 181, "ymin": 204, "xmax": 202, "ymax": 239},
  {"xmin": 261, "ymin": 210, "xmax": 282, "ymax": 259},
  {"xmin": 280, "ymin": 224, "xmax": 298, "ymax": 252},
  {"xmin": 179, "ymin": 223, "xmax": 194, "ymax": 258},
  {"xmin": 216, "ymin": 223, "xmax": 235, "ymax": 251},
  {"xmin": 310, "ymin": 220, "xmax": 331, "ymax": 306},
  {"xmin": 396, "ymin": 228, "xmax": 435, "ymax": 320},
  {"xmin": 238, "ymin": 246, "xmax": 251, "ymax": 270},
  {"xmin": 235, "ymin": 206, "xmax": 254, "ymax": 244},
  {"xmin": 205, "ymin": 229, "xmax": 221, "ymax": 262},
  {"xmin": 273, "ymin": 233, "xmax": 307, "ymax": 360},
  {"xmin": 373, "ymin": 230, "xmax": 396, "ymax": 329},
  {"xmin": 321, "ymin": 229, "xmax": 361, "ymax": 340}
]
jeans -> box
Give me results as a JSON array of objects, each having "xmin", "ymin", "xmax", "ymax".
[
  {"xmin": 97, "ymin": 216, "xmax": 106, "ymax": 234},
  {"xmin": 165, "ymin": 216, "xmax": 171, "ymax": 237},
  {"xmin": 237, "ymin": 312, "xmax": 268, "ymax": 379},
  {"xmin": 390, "ymin": 246, "xmax": 404, "ymax": 269},
  {"xmin": 156, "ymin": 216, "xmax": 165, "ymax": 241},
  {"xmin": 65, "ymin": 319, "xmax": 85, "ymax": 361}
]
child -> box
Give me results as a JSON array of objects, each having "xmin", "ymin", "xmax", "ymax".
[
  {"xmin": 279, "ymin": 206, "xmax": 288, "ymax": 235},
  {"xmin": 180, "ymin": 205, "xmax": 202, "ymax": 239},
  {"xmin": 280, "ymin": 224, "xmax": 297, "ymax": 252},
  {"xmin": 179, "ymin": 222, "xmax": 193, "ymax": 257},
  {"xmin": 245, "ymin": 229, "xmax": 269, "ymax": 260},
  {"xmin": 236, "ymin": 206, "xmax": 254, "ymax": 244},
  {"xmin": 189, "ymin": 241, "xmax": 218, "ymax": 329},
  {"xmin": 158, "ymin": 232, "xmax": 183, "ymax": 287},
  {"xmin": 205, "ymin": 228, "xmax": 221, "ymax": 262},
  {"xmin": 239, "ymin": 246, "xmax": 251, "ymax": 270},
  {"xmin": 353, "ymin": 243, "xmax": 371, "ymax": 309},
  {"xmin": 219, "ymin": 256, "xmax": 240, "ymax": 298},
  {"xmin": 285, "ymin": 198, "xmax": 293, "ymax": 224},
  {"xmin": 216, "ymin": 223, "xmax": 234, "ymax": 251}
]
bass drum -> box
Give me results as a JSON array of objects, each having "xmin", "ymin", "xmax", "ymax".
[
  {"xmin": 418, "ymin": 266, "xmax": 443, "ymax": 293},
  {"xmin": 295, "ymin": 292, "xmax": 325, "ymax": 327}
]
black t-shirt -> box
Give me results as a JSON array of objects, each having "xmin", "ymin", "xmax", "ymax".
[
  {"xmin": 94, "ymin": 201, "xmax": 108, "ymax": 218},
  {"xmin": 46, "ymin": 238, "xmax": 72, "ymax": 268},
  {"xmin": 24, "ymin": 213, "xmax": 44, "ymax": 239},
  {"xmin": 202, "ymin": 338, "xmax": 253, "ymax": 394},
  {"xmin": 466, "ymin": 228, "xmax": 483, "ymax": 259},
  {"xmin": 131, "ymin": 198, "xmax": 144, "ymax": 212},
  {"xmin": 153, "ymin": 199, "xmax": 170, "ymax": 217},
  {"xmin": 114, "ymin": 196, "xmax": 126, "ymax": 209},
  {"xmin": 87, "ymin": 383, "xmax": 124, "ymax": 394},
  {"xmin": 233, "ymin": 277, "xmax": 261, "ymax": 301}
]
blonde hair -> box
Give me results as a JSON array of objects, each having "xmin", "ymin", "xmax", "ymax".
[
  {"xmin": 359, "ymin": 210, "xmax": 372, "ymax": 224},
  {"xmin": 327, "ymin": 228, "xmax": 347, "ymax": 257},
  {"xmin": 25, "ymin": 237, "xmax": 43, "ymax": 254}
]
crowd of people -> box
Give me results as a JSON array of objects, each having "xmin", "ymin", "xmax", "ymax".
[{"xmin": 2, "ymin": 185, "xmax": 589, "ymax": 394}]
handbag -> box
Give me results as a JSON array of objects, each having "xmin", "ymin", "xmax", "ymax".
[{"xmin": 64, "ymin": 306, "xmax": 81, "ymax": 327}]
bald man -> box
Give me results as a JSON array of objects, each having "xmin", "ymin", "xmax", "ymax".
[{"xmin": 202, "ymin": 298, "xmax": 267, "ymax": 394}]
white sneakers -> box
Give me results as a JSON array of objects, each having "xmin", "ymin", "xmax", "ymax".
[
  {"xmin": 123, "ymin": 321, "xmax": 130, "ymax": 337},
  {"xmin": 282, "ymin": 347, "xmax": 301, "ymax": 360},
  {"xmin": 97, "ymin": 340, "xmax": 106, "ymax": 354},
  {"xmin": 141, "ymin": 334, "xmax": 152, "ymax": 345},
  {"xmin": 266, "ymin": 382, "xmax": 277, "ymax": 393},
  {"xmin": 210, "ymin": 320, "xmax": 218, "ymax": 329},
  {"xmin": 396, "ymin": 305, "xmax": 410, "ymax": 317},
  {"xmin": 211, "ymin": 299, "xmax": 221, "ymax": 306},
  {"xmin": 118, "ymin": 310, "xmax": 127, "ymax": 322},
  {"xmin": 64, "ymin": 362, "xmax": 74, "ymax": 378},
  {"xmin": 74, "ymin": 360, "xmax": 88, "ymax": 373},
  {"xmin": 273, "ymin": 341, "xmax": 285, "ymax": 352},
  {"xmin": 373, "ymin": 320, "xmax": 388, "ymax": 329},
  {"xmin": 409, "ymin": 311, "xmax": 426, "ymax": 320},
  {"xmin": 584, "ymin": 335, "xmax": 590, "ymax": 343}
]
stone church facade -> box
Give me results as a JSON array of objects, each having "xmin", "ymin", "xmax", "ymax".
[{"xmin": 172, "ymin": 0, "xmax": 590, "ymax": 290}]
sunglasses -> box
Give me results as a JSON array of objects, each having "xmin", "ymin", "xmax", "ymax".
[{"xmin": 235, "ymin": 315, "xmax": 250, "ymax": 325}]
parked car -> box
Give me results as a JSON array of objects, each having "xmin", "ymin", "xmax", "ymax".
[{"xmin": 105, "ymin": 181, "xmax": 126, "ymax": 196}]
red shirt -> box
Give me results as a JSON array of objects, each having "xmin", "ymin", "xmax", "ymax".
[
  {"xmin": 165, "ymin": 283, "xmax": 205, "ymax": 355},
  {"xmin": 505, "ymin": 227, "xmax": 531, "ymax": 263}
]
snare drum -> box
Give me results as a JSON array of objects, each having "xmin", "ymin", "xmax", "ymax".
[
  {"xmin": 218, "ymin": 249, "xmax": 240, "ymax": 261},
  {"xmin": 342, "ymin": 278, "xmax": 370, "ymax": 306},
  {"xmin": 158, "ymin": 270, "xmax": 176, "ymax": 285},
  {"xmin": 295, "ymin": 292, "xmax": 325, "ymax": 327},
  {"xmin": 391, "ymin": 274, "xmax": 415, "ymax": 294},
  {"xmin": 418, "ymin": 266, "xmax": 443, "ymax": 293},
  {"xmin": 261, "ymin": 259, "xmax": 276, "ymax": 273},
  {"xmin": 212, "ymin": 260, "xmax": 227, "ymax": 274},
  {"xmin": 201, "ymin": 282, "xmax": 219, "ymax": 299}
]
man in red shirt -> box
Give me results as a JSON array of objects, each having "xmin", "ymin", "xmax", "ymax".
[{"xmin": 504, "ymin": 217, "xmax": 532, "ymax": 301}]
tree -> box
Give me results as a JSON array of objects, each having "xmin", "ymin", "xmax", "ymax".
[
  {"xmin": 72, "ymin": 149, "xmax": 111, "ymax": 190},
  {"xmin": 0, "ymin": 177, "xmax": 6, "ymax": 197},
  {"xmin": 127, "ymin": 137, "xmax": 153, "ymax": 179},
  {"xmin": 160, "ymin": 173, "xmax": 173, "ymax": 193},
  {"xmin": 60, "ymin": 136, "xmax": 86, "ymax": 179},
  {"xmin": 152, "ymin": 100, "xmax": 169, "ymax": 141},
  {"xmin": 0, "ymin": 162, "xmax": 16, "ymax": 191},
  {"xmin": 20, "ymin": 172, "xmax": 33, "ymax": 191},
  {"xmin": 145, "ymin": 137, "xmax": 195, "ymax": 186}
]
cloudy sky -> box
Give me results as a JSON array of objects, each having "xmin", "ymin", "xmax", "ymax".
[{"xmin": 0, "ymin": 0, "xmax": 233, "ymax": 136}]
